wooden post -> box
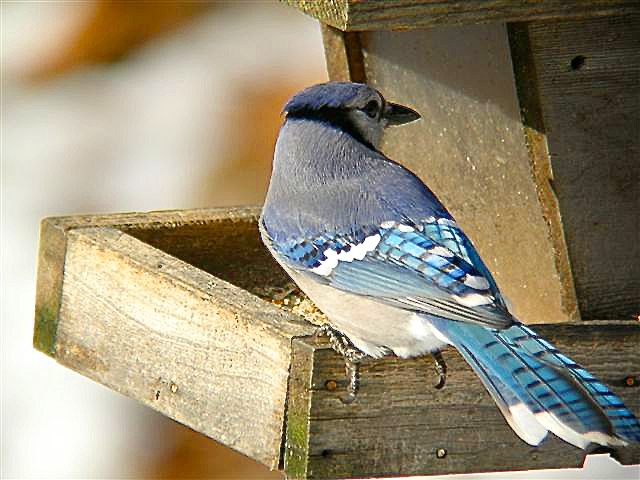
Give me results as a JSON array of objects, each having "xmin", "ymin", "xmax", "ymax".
[{"xmin": 508, "ymin": 14, "xmax": 640, "ymax": 319}]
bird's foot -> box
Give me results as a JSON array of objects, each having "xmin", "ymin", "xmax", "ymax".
[
  {"xmin": 314, "ymin": 324, "xmax": 367, "ymax": 362},
  {"xmin": 314, "ymin": 324, "xmax": 367, "ymax": 403},
  {"xmin": 343, "ymin": 359, "xmax": 360, "ymax": 404},
  {"xmin": 432, "ymin": 350, "xmax": 447, "ymax": 390}
]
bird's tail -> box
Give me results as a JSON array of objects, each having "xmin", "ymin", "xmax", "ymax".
[{"xmin": 429, "ymin": 318, "xmax": 640, "ymax": 449}]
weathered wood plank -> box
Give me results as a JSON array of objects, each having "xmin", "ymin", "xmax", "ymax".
[
  {"xmin": 515, "ymin": 15, "xmax": 640, "ymax": 319},
  {"xmin": 355, "ymin": 23, "xmax": 577, "ymax": 323},
  {"xmin": 33, "ymin": 212, "xmax": 315, "ymax": 470},
  {"xmin": 58, "ymin": 227, "xmax": 312, "ymax": 468},
  {"xmin": 284, "ymin": 0, "xmax": 638, "ymax": 31},
  {"xmin": 121, "ymin": 211, "xmax": 291, "ymax": 295},
  {"xmin": 320, "ymin": 25, "xmax": 366, "ymax": 82},
  {"xmin": 285, "ymin": 322, "xmax": 640, "ymax": 479},
  {"xmin": 34, "ymin": 217, "xmax": 70, "ymax": 356},
  {"xmin": 34, "ymin": 207, "xmax": 279, "ymax": 356},
  {"xmin": 33, "ymin": 207, "xmax": 292, "ymax": 301},
  {"xmin": 507, "ymin": 23, "xmax": 580, "ymax": 323}
]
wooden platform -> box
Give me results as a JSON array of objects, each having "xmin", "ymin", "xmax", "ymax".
[{"xmin": 34, "ymin": 208, "xmax": 640, "ymax": 478}]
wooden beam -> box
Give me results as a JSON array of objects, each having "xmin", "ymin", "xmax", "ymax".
[
  {"xmin": 355, "ymin": 24, "xmax": 576, "ymax": 323},
  {"xmin": 507, "ymin": 22, "xmax": 580, "ymax": 322},
  {"xmin": 34, "ymin": 206, "xmax": 293, "ymax": 356},
  {"xmin": 509, "ymin": 14, "xmax": 640, "ymax": 320},
  {"xmin": 286, "ymin": 322, "xmax": 640, "ymax": 478},
  {"xmin": 284, "ymin": 0, "xmax": 638, "ymax": 31},
  {"xmin": 33, "ymin": 208, "xmax": 314, "ymax": 470},
  {"xmin": 320, "ymin": 24, "xmax": 366, "ymax": 83}
]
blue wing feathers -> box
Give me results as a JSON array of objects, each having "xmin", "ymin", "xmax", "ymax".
[
  {"xmin": 514, "ymin": 325, "xmax": 640, "ymax": 442},
  {"xmin": 273, "ymin": 219, "xmax": 494, "ymax": 295},
  {"xmin": 267, "ymin": 217, "xmax": 513, "ymax": 329}
]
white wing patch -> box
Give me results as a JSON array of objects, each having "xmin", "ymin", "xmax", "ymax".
[
  {"xmin": 506, "ymin": 403, "xmax": 549, "ymax": 446},
  {"xmin": 397, "ymin": 224, "xmax": 414, "ymax": 233},
  {"xmin": 311, "ymin": 234, "xmax": 381, "ymax": 276},
  {"xmin": 464, "ymin": 274, "xmax": 490, "ymax": 290},
  {"xmin": 437, "ymin": 218, "xmax": 457, "ymax": 228},
  {"xmin": 428, "ymin": 246, "xmax": 454, "ymax": 258},
  {"xmin": 452, "ymin": 293, "xmax": 494, "ymax": 307}
]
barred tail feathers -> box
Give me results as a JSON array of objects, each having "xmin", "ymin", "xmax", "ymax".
[{"xmin": 430, "ymin": 319, "xmax": 640, "ymax": 449}]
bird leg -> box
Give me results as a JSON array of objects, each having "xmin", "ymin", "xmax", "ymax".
[
  {"xmin": 314, "ymin": 324, "xmax": 367, "ymax": 403},
  {"xmin": 343, "ymin": 359, "xmax": 360, "ymax": 404},
  {"xmin": 432, "ymin": 350, "xmax": 447, "ymax": 390}
]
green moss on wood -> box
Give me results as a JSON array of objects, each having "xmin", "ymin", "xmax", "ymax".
[
  {"xmin": 33, "ymin": 304, "xmax": 58, "ymax": 357},
  {"xmin": 285, "ymin": 409, "xmax": 310, "ymax": 479}
]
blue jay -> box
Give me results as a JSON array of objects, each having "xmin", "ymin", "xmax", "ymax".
[{"xmin": 259, "ymin": 81, "xmax": 640, "ymax": 450}]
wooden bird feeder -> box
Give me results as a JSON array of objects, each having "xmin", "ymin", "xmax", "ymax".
[{"xmin": 34, "ymin": 1, "xmax": 639, "ymax": 478}]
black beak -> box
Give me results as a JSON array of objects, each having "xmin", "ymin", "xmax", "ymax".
[{"xmin": 384, "ymin": 102, "xmax": 421, "ymax": 126}]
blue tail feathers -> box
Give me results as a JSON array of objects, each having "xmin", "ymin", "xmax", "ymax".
[{"xmin": 430, "ymin": 319, "xmax": 640, "ymax": 449}]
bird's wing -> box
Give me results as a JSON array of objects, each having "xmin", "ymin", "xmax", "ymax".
[{"xmin": 264, "ymin": 216, "xmax": 513, "ymax": 329}]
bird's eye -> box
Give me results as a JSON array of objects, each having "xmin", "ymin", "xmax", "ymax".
[{"xmin": 362, "ymin": 100, "xmax": 379, "ymax": 118}]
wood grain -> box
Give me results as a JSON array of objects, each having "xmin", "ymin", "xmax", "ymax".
[
  {"xmin": 508, "ymin": 23, "xmax": 580, "ymax": 321},
  {"xmin": 357, "ymin": 24, "xmax": 575, "ymax": 323},
  {"xmin": 284, "ymin": 0, "xmax": 638, "ymax": 31},
  {"xmin": 320, "ymin": 24, "xmax": 366, "ymax": 83},
  {"xmin": 34, "ymin": 207, "xmax": 274, "ymax": 356},
  {"xmin": 57, "ymin": 227, "xmax": 312, "ymax": 469},
  {"xmin": 285, "ymin": 322, "xmax": 640, "ymax": 479},
  {"xmin": 33, "ymin": 209, "xmax": 314, "ymax": 470},
  {"xmin": 519, "ymin": 15, "xmax": 640, "ymax": 319}
]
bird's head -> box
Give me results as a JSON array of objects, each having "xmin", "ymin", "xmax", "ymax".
[{"xmin": 283, "ymin": 82, "xmax": 420, "ymax": 149}]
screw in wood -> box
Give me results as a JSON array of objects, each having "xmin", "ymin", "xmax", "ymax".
[
  {"xmin": 325, "ymin": 379, "xmax": 338, "ymax": 391},
  {"xmin": 436, "ymin": 448, "xmax": 447, "ymax": 459}
]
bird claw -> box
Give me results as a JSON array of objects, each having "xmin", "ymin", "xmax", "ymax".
[
  {"xmin": 342, "ymin": 359, "xmax": 360, "ymax": 404},
  {"xmin": 314, "ymin": 325, "xmax": 446, "ymax": 398},
  {"xmin": 432, "ymin": 350, "xmax": 447, "ymax": 389},
  {"xmin": 314, "ymin": 324, "xmax": 366, "ymax": 402}
]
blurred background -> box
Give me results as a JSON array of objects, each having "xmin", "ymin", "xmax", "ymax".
[
  {"xmin": 1, "ymin": 2, "xmax": 638, "ymax": 479},
  {"xmin": 2, "ymin": 1, "xmax": 325, "ymax": 478}
]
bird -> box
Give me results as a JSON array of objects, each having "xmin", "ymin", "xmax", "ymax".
[{"xmin": 259, "ymin": 81, "xmax": 640, "ymax": 450}]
